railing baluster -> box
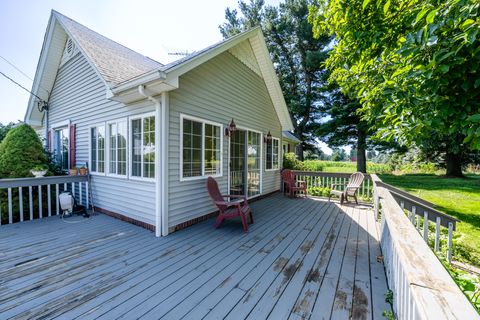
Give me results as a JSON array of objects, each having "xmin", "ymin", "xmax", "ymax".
[
  {"xmin": 19, "ymin": 187, "xmax": 23, "ymax": 222},
  {"xmin": 79, "ymin": 182, "xmax": 83, "ymax": 205},
  {"xmin": 29, "ymin": 186, "xmax": 33, "ymax": 220},
  {"xmin": 400, "ymin": 201, "xmax": 404, "ymax": 211},
  {"xmin": 423, "ymin": 211, "xmax": 428, "ymax": 242},
  {"xmin": 434, "ymin": 216, "xmax": 441, "ymax": 252},
  {"xmin": 56, "ymin": 184, "xmax": 59, "ymax": 215},
  {"xmin": 8, "ymin": 187, "xmax": 13, "ymax": 224},
  {"xmin": 411, "ymin": 206, "xmax": 416, "ymax": 224},
  {"xmin": 367, "ymin": 178, "xmax": 370, "ymax": 199},
  {"xmin": 47, "ymin": 184, "xmax": 52, "ymax": 217},
  {"xmin": 38, "ymin": 185, "xmax": 43, "ymax": 219},
  {"xmin": 86, "ymin": 181, "xmax": 89, "ymax": 209},
  {"xmin": 72, "ymin": 182, "xmax": 75, "ymax": 198},
  {"xmin": 64, "ymin": 182, "xmax": 67, "ymax": 191},
  {"xmin": 448, "ymin": 222, "xmax": 453, "ymax": 263}
]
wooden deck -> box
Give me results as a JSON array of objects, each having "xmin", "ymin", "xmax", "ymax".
[{"xmin": 0, "ymin": 194, "xmax": 390, "ymax": 320}]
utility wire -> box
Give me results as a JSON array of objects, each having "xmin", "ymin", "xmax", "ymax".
[
  {"xmin": 0, "ymin": 70, "xmax": 44, "ymax": 102},
  {"xmin": 0, "ymin": 54, "xmax": 49, "ymax": 95}
]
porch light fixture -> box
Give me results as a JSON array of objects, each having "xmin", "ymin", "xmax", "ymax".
[
  {"xmin": 264, "ymin": 131, "xmax": 272, "ymax": 143},
  {"xmin": 225, "ymin": 118, "xmax": 236, "ymax": 137}
]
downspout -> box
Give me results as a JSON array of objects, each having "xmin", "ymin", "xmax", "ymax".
[
  {"xmin": 138, "ymin": 85, "xmax": 162, "ymax": 237},
  {"xmin": 44, "ymin": 108, "xmax": 49, "ymax": 151}
]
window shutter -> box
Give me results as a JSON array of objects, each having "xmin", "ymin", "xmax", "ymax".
[
  {"xmin": 69, "ymin": 124, "xmax": 76, "ymax": 168},
  {"xmin": 47, "ymin": 129, "xmax": 52, "ymax": 153}
]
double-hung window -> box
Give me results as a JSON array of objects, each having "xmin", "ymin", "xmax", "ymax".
[
  {"xmin": 131, "ymin": 114, "xmax": 155, "ymax": 179},
  {"xmin": 53, "ymin": 126, "xmax": 69, "ymax": 170},
  {"xmin": 266, "ymin": 137, "xmax": 280, "ymax": 170},
  {"xmin": 90, "ymin": 125, "xmax": 105, "ymax": 173},
  {"xmin": 181, "ymin": 115, "xmax": 222, "ymax": 180},
  {"xmin": 108, "ymin": 120, "xmax": 127, "ymax": 176}
]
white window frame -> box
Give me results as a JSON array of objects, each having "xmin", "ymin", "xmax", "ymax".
[
  {"xmin": 265, "ymin": 137, "xmax": 280, "ymax": 171},
  {"xmin": 89, "ymin": 122, "xmax": 106, "ymax": 176},
  {"xmin": 129, "ymin": 112, "xmax": 156, "ymax": 182},
  {"xmin": 51, "ymin": 120, "xmax": 71, "ymax": 171},
  {"xmin": 106, "ymin": 118, "xmax": 128, "ymax": 179},
  {"xmin": 180, "ymin": 114, "xmax": 223, "ymax": 182}
]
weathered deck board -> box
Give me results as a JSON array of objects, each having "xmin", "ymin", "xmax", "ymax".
[{"xmin": 0, "ymin": 194, "xmax": 390, "ymax": 319}]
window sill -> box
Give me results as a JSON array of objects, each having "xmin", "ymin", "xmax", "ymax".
[
  {"xmin": 180, "ymin": 173, "xmax": 223, "ymax": 182},
  {"xmin": 129, "ymin": 176, "xmax": 156, "ymax": 183}
]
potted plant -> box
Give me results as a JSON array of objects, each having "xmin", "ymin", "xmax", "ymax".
[
  {"xmin": 31, "ymin": 165, "xmax": 48, "ymax": 178},
  {"xmin": 79, "ymin": 165, "xmax": 88, "ymax": 176},
  {"xmin": 70, "ymin": 166, "xmax": 78, "ymax": 176}
]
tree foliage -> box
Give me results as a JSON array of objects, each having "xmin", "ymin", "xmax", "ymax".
[
  {"xmin": 0, "ymin": 124, "xmax": 47, "ymax": 178},
  {"xmin": 0, "ymin": 122, "xmax": 14, "ymax": 143},
  {"xmin": 310, "ymin": 0, "xmax": 480, "ymax": 176},
  {"xmin": 220, "ymin": 0, "xmax": 333, "ymax": 159}
]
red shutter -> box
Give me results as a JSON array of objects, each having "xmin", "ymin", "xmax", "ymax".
[
  {"xmin": 69, "ymin": 124, "xmax": 76, "ymax": 168},
  {"xmin": 47, "ymin": 129, "xmax": 52, "ymax": 153}
]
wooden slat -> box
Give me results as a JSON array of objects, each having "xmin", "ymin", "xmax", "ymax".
[
  {"xmin": 56, "ymin": 184, "xmax": 59, "ymax": 216},
  {"xmin": 38, "ymin": 186, "xmax": 42, "ymax": 219},
  {"xmin": 8, "ymin": 187, "xmax": 13, "ymax": 224},
  {"xmin": 29, "ymin": 186, "xmax": 33, "ymax": 221},
  {"xmin": 19, "ymin": 187, "xmax": 23, "ymax": 222},
  {"xmin": 47, "ymin": 185, "xmax": 51, "ymax": 217}
]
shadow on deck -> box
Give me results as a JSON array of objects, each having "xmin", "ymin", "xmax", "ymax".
[{"xmin": 0, "ymin": 193, "xmax": 390, "ymax": 319}]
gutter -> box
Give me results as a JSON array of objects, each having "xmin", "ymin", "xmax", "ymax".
[{"xmin": 138, "ymin": 85, "xmax": 163, "ymax": 237}]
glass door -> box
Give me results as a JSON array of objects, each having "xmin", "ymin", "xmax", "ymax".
[
  {"xmin": 229, "ymin": 129, "xmax": 261, "ymax": 197},
  {"xmin": 230, "ymin": 129, "xmax": 246, "ymax": 195},
  {"xmin": 247, "ymin": 131, "xmax": 261, "ymax": 197}
]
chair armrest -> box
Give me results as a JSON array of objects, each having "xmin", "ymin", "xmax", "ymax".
[
  {"xmin": 215, "ymin": 200, "xmax": 242, "ymax": 208},
  {"xmin": 223, "ymin": 195, "xmax": 247, "ymax": 199},
  {"xmin": 331, "ymin": 183, "xmax": 346, "ymax": 188}
]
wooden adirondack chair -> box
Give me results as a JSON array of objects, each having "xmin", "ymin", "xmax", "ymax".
[
  {"xmin": 207, "ymin": 177, "xmax": 254, "ymax": 232},
  {"xmin": 329, "ymin": 172, "xmax": 365, "ymax": 205},
  {"xmin": 281, "ymin": 169, "xmax": 307, "ymax": 198}
]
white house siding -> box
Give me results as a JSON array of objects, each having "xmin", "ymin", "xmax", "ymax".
[
  {"xmin": 168, "ymin": 51, "xmax": 282, "ymax": 228},
  {"xmin": 47, "ymin": 52, "xmax": 156, "ymax": 225}
]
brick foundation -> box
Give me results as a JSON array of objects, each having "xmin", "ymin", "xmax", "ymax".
[{"xmin": 94, "ymin": 207, "xmax": 155, "ymax": 232}]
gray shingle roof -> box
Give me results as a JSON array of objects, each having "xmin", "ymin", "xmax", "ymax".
[
  {"xmin": 282, "ymin": 131, "xmax": 301, "ymax": 143},
  {"xmin": 54, "ymin": 10, "xmax": 162, "ymax": 87}
]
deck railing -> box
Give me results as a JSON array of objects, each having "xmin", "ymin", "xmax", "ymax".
[
  {"xmin": 371, "ymin": 174, "xmax": 477, "ymax": 319},
  {"xmin": 291, "ymin": 171, "xmax": 373, "ymax": 201},
  {"xmin": 0, "ymin": 175, "xmax": 89, "ymax": 226}
]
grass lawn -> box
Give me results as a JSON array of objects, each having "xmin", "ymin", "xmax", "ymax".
[{"xmin": 379, "ymin": 174, "xmax": 480, "ymax": 266}]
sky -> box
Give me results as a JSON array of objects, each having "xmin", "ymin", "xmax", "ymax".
[{"xmin": 0, "ymin": 0, "xmax": 337, "ymax": 154}]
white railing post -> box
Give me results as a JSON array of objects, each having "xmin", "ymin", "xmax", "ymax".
[
  {"xmin": 47, "ymin": 184, "xmax": 51, "ymax": 217},
  {"xmin": 448, "ymin": 222, "xmax": 453, "ymax": 263},
  {"xmin": 435, "ymin": 216, "xmax": 441, "ymax": 252},
  {"xmin": 411, "ymin": 206, "xmax": 416, "ymax": 224},
  {"xmin": 29, "ymin": 186, "xmax": 33, "ymax": 220},
  {"xmin": 19, "ymin": 187, "xmax": 23, "ymax": 222},
  {"xmin": 56, "ymin": 184, "xmax": 59, "ymax": 215},
  {"xmin": 8, "ymin": 187, "xmax": 13, "ymax": 224},
  {"xmin": 423, "ymin": 211, "xmax": 429, "ymax": 242},
  {"xmin": 38, "ymin": 185, "xmax": 42, "ymax": 219}
]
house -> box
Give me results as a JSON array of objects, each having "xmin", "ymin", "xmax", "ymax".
[
  {"xmin": 24, "ymin": 10, "xmax": 294, "ymax": 237},
  {"xmin": 282, "ymin": 131, "xmax": 301, "ymax": 155}
]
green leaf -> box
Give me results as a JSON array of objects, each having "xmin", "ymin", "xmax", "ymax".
[
  {"xmin": 461, "ymin": 19, "xmax": 475, "ymax": 28},
  {"xmin": 475, "ymin": 78, "xmax": 480, "ymax": 88},
  {"xmin": 384, "ymin": 0, "xmax": 391, "ymax": 14},
  {"xmin": 426, "ymin": 10, "xmax": 437, "ymax": 24},
  {"xmin": 416, "ymin": 7, "xmax": 429, "ymax": 23},
  {"xmin": 438, "ymin": 65, "xmax": 449, "ymax": 73},
  {"xmin": 468, "ymin": 114, "xmax": 480, "ymax": 122},
  {"xmin": 362, "ymin": 0, "xmax": 371, "ymax": 10}
]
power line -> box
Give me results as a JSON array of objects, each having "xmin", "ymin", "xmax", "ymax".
[
  {"xmin": 0, "ymin": 70, "xmax": 43, "ymax": 102},
  {"xmin": 0, "ymin": 54, "xmax": 49, "ymax": 95},
  {"xmin": 0, "ymin": 55, "xmax": 34, "ymax": 82}
]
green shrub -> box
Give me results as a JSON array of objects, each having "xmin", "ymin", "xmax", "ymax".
[
  {"xmin": 0, "ymin": 124, "xmax": 47, "ymax": 178},
  {"xmin": 302, "ymin": 160, "xmax": 324, "ymax": 172},
  {"xmin": 283, "ymin": 152, "xmax": 304, "ymax": 170}
]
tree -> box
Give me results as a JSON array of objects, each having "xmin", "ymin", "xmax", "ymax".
[
  {"xmin": 309, "ymin": 0, "xmax": 480, "ymax": 177},
  {"xmin": 0, "ymin": 122, "xmax": 14, "ymax": 143},
  {"xmin": 316, "ymin": 91, "xmax": 369, "ymax": 172},
  {"xmin": 331, "ymin": 148, "xmax": 347, "ymax": 161},
  {"xmin": 220, "ymin": 0, "xmax": 333, "ymax": 160},
  {"xmin": 0, "ymin": 124, "xmax": 47, "ymax": 178}
]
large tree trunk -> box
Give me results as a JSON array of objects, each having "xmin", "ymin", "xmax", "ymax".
[
  {"xmin": 297, "ymin": 143, "xmax": 304, "ymax": 161},
  {"xmin": 445, "ymin": 152, "xmax": 464, "ymax": 177},
  {"xmin": 356, "ymin": 127, "xmax": 367, "ymax": 173}
]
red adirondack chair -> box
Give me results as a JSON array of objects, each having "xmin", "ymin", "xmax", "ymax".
[
  {"xmin": 281, "ymin": 169, "xmax": 307, "ymax": 198},
  {"xmin": 207, "ymin": 177, "xmax": 254, "ymax": 232}
]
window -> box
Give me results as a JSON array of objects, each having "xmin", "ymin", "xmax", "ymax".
[
  {"xmin": 266, "ymin": 137, "xmax": 280, "ymax": 170},
  {"xmin": 181, "ymin": 115, "xmax": 222, "ymax": 179},
  {"xmin": 53, "ymin": 127, "xmax": 69, "ymax": 170},
  {"xmin": 108, "ymin": 120, "xmax": 127, "ymax": 176},
  {"xmin": 131, "ymin": 114, "xmax": 155, "ymax": 179},
  {"xmin": 90, "ymin": 125, "xmax": 105, "ymax": 173}
]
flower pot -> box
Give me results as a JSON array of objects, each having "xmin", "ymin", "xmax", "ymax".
[
  {"xmin": 70, "ymin": 169, "xmax": 78, "ymax": 176},
  {"xmin": 31, "ymin": 170, "xmax": 47, "ymax": 178},
  {"xmin": 79, "ymin": 168, "xmax": 87, "ymax": 176}
]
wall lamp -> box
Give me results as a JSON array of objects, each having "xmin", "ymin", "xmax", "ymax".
[
  {"xmin": 224, "ymin": 118, "xmax": 236, "ymax": 137},
  {"xmin": 264, "ymin": 131, "xmax": 272, "ymax": 143}
]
